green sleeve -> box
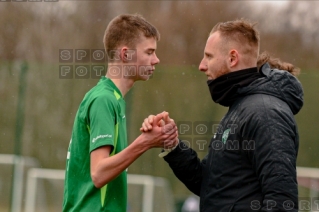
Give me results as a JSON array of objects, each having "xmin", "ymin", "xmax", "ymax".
[{"xmin": 88, "ymin": 95, "xmax": 117, "ymax": 153}]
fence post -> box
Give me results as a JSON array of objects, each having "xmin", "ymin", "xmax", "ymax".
[{"xmin": 10, "ymin": 61, "xmax": 28, "ymax": 212}]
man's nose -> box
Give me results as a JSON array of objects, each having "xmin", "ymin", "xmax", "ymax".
[
  {"xmin": 199, "ymin": 59, "xmax": 207, "ymax": 72},
  {"xmin": 152, "ymin": 53, "xmax": 160, "ymax": 65}
]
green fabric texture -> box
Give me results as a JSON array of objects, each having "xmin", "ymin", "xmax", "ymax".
[{"xmin": 63, "ymin": 76, "xmax": 128, "ymax": 212}]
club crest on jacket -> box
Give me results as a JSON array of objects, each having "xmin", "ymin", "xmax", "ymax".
[{"xmin": 222, "ymin": 128, "xmax": 231, "ymax": 144}]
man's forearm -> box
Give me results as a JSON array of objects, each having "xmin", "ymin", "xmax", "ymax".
[
  {"xmin": 91, "ymin": 136, "xmax": 149, "ymax": 188},
  {"xmin": 164, "ymin": 141, "xmax": 204, "ymax": 195}
]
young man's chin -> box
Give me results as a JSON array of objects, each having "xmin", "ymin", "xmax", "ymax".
[{"xmin": 135, "ymin": 74, "xmax": 153, "ymax": 81}]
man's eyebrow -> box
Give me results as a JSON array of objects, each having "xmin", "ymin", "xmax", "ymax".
[
  {"xmin": 146, "ymin": 48, "xmax": 156, "ymax": 51},
  {"xmin": 205, "ymin": 52, "xmax": 212, "ymax": 57}
]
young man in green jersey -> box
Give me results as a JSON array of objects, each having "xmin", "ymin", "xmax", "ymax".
[{"xmin": 62, "ymin": 14, "xmax": 178, "ymax": 212}]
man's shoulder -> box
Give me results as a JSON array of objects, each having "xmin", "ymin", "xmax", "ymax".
[
  {"xmin": 76, "ymin": 84, "xmax": 120, "ymax": 117},
  {"xmin": 235, "ymin": 94, "xmax": 293, "ymax": 123},
  {"xmin": 239, "ymin": 93, "xmax": 288, "ymax": 110},
  {"xmin": 232, "ymin": 95, "xmax": 285, "ymax": 120},
  {"xmin": 85, "ymin": 83, "xmax": 119, "ymax": 103}
]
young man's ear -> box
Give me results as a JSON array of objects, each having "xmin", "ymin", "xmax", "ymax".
[
  {"xmin": 120, "ymin": 47, "xmax": 129, "ymax": 63},
  {"xmin": 229, "ymin": 49, "xmax": 239, "ymax": 68}
]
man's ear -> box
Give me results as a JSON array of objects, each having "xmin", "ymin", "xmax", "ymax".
[
  {"xmin": 120, "ymin": 47, "xmax": 129, "ymax": 63},
  {"xmin": 229, "ymin": 49, "xmax": 239, "ymax": 68}
]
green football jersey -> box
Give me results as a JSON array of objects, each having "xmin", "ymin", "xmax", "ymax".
[{"xmin": 63, "ymin": 76, "xmax": 128, "ymax": 212}]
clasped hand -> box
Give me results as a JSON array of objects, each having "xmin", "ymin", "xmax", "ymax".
[{"xmin": 140, "ymin": 111, "xmax": 179, "ymax": 151}]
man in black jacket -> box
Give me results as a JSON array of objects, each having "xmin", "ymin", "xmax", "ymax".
[{"xmin": 141, "ymin": 19, "xmax": 303, "ymax": 211}]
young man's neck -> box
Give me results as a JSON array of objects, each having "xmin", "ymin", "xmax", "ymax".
[{"xmin": 106, "ymin": 73, "xmax": 134, "ymax": 97}]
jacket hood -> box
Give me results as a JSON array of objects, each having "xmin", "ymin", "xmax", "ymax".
[{"xmin": 238, "ymin": 63, "xmax": 304, "ymax": 115}]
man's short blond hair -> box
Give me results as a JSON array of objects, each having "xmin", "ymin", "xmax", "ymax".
[{"xmin": 210, "ymin": 19, "xmax": 260, "ymax": 60}]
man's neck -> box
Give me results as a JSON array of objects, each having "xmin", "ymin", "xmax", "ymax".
[{"xmin": 106, "ymin": 73, "xmax": 134, "ymax": 97}]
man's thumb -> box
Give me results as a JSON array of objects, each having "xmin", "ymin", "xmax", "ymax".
[{"xmin": 153, "ymin": 114, "xmax": 163, "ymax": 127}]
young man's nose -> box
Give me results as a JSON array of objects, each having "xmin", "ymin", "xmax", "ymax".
[{"xmin": 152, "ymin": 53, "xmax": 160, "ymax": 65}]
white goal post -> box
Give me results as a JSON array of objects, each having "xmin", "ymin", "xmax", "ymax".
[
  {"xmin": 24, "ymin": 168, "xmax": 175, "ymax": 212},
  {"xmin": 0, "ymin": 154, "xmax": 39, "ymax": 212}
]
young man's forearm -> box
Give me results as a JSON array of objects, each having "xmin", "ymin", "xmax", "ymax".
[
  {"xmin": 91, "ymin": 136, "xmax": 149, "ymax": 188},
  {"xmin": 91, "ymin": 123, "xmax": 178, "ymax": 188}
]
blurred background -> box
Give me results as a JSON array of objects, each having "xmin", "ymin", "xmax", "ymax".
[{"xmin": 1, "ymin": 1, "xmax": 318, "ymax": 211}]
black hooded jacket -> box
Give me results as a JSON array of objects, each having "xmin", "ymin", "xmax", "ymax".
[{"xmin": 164, "ymin": 63, "xmax": 303, "ymax": 212}]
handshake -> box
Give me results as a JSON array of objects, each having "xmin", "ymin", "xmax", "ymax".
[{"xmin": 139, "ymin": 111, "xmax": 179, "ymax": 157}]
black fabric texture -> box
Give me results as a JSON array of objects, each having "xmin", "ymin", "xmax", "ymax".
[{"xmin": 207, "ymin": 67, "xmax": 262, "ymax": 106}]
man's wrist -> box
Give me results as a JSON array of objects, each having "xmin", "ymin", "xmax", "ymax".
[{"xmin": 158, "ymin": 139, "xmax": 179, "ymax": 158}]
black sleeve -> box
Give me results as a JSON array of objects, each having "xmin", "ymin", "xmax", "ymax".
[
  {"xmin": 245, "ymin": 108, "xmax": 299, "ymax": 211},
  {"xmin": 163, "ymin": 141, "xmax": 207, "ymax": 196}
]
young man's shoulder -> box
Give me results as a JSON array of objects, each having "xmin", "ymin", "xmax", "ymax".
[
  {"xmin": 85, "ymin": 81, "xmax": 120, "ymax": 103},
  {"xmin": 88, "ymin": 87, "xmax": 117, "ymax": 100},
  {"xmin": 76, "ymin": 81, "xmax": 121, "ymax": 116}
]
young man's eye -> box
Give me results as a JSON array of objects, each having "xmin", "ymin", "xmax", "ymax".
[{"xmin": 147, "ymin": 50, "xmax": 155, "ymax": 55}]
